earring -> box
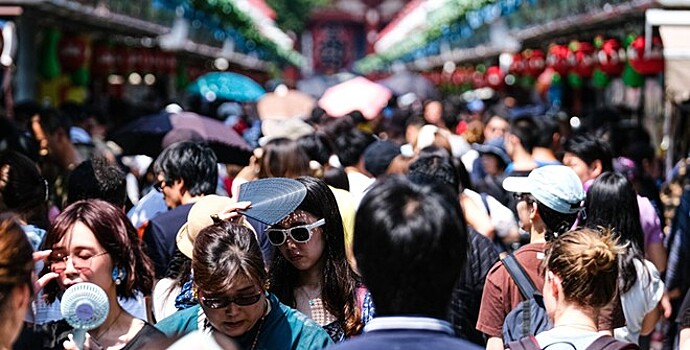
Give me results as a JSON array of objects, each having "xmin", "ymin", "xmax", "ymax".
[{"xmin": 112, "ymin": 266, "xmax": 126, "ymax": 285}]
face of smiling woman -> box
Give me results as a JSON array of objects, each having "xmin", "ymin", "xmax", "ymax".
[{"xmin": 199, "ymin": 274, "xmax": 267, "ymax": 338}]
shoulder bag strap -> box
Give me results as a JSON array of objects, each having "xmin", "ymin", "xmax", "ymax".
[
  {"xmin": 501, "ymin": 254, "xmax": 538, "ymax": 299},
  {"xmin": 584, "ymin": 335, "xmax": 640, "ymax": 350}
]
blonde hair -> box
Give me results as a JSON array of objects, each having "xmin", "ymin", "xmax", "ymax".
[{"xmin": 544, "ymin": 228, "xmax": 623, "ymax": 309}]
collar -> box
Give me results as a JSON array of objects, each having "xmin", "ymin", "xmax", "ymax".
[{"xmin": 363, "ymin": 316, "xmax": 454, "ymax": 335}]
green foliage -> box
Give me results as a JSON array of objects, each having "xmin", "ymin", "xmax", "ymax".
[{"xmin": 265, "ymin": 0, "xmax": 329, "ymax": 33}]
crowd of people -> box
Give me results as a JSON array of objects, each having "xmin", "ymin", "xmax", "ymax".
[{"xmin": 0, "ymin": 94, "xmax": 690, "ymax": 350}]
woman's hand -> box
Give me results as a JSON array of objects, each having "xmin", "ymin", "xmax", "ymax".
[
  {"xmin": 216, "ymin": 201, "xmax": 252, "ymax": 222},
  {"xmin": 63, "ymin": 332, "xmax": 102, "ymax": 350},
  {"xmin": 33, "ymin": 250, "xmax": 59, "ymax": 292}
]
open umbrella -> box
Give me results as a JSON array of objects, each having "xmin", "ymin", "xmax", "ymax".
[
  {"xmin": 378, "ymin": 71, "xmax": 440, "ymax": 100},
  {"xmin": 187, "ymin": 72, "xmax": 265, "ymax": 102},
  {"xmin": 110, "ymin": 112, "xmax": 252, "ymax": 165},
  {"xmin": 317, "ymin": 77, "xmax": 392, "ymax": 120},
  {"xmin": 257, "ymin": 87, "xmax": 315, "ymax": 120},
  {"xmin": 296, "ymin": 72, "xmax": 354, "ymax": 98}
]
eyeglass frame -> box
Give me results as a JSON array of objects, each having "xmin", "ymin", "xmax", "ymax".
[
  {"xmin": 48, "ymin": 250, "xmax": 109, "ymax": 272},
  {"xmin": 265, "ymin": 218, "xmax": 326, "ymax": 246},
  {"xmin": 153, "ymin": 178, "xmax": 174, "ymax": 192},
  {"xmin": 198, "ymin": 290, "xmax": 263, "ymax": 309}
]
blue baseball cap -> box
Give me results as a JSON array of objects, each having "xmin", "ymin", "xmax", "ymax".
[{"xmin": 502, "ymin": 165, "xmax": 585, "ymax": 214}]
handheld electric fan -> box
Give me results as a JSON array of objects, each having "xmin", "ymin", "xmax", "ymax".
[{"xmin": 60, "ymin": 282, "xmax": 110, "ymax": 350}]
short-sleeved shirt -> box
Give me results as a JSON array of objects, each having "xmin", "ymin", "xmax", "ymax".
[
  {"xmin": 476, "ymin": 242, "xmax": 625, "ymax": 338},
  {"xmin": 156, "ymin": 292, "xmax": 332, "ymax": 350},
  {"xmin": 534, "ymin": 328, "xmax": 603, "ymax": 349},
  {"xmin": 142, "ymin": 204, "xmax": 192, "ymax": 278},
  {"xmin": 615, "ymin": 258, "xmax": 664, "ymax": 343}
]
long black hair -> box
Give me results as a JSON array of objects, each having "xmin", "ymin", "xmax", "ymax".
[
  {"xmin": 584, "ymin": 172, "xmax": 646, "ymax": 293},
  {"xmin": 268, "ymin": 177, "xmax": 361, "ymax": 336}
]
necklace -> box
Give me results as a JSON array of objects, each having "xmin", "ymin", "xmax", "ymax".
[
  {"xmin": 249, "ymin": 297, "xmax": 271, "ymax": 350},
  {"xmin": 249, "ymin": 316, "xmax": 266, "ymax": 350},
  {"xmin": 297, "ymin": 286, "xmax": 321, "ymax": 306},
  {"xmin": 91, "ymin": 309, "xmax": 123, "ymax": 342}
]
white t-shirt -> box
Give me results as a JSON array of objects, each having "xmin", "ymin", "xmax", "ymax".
[
  {"xmin": 615, "ymin": 258, "xmax": 664, "ymax": 343},
  {"xmin": 535, "ymin": 328, "xmax": 603, "ymax": 349},
  {"xmin": 347, "ymin": 171, "xmax": 375, "ymax": 208},
  {"xmin": 463, "ymin": 189, "xmax": 518, "ymax": 238},
  {"xmin": 153, "ymin": 278, "xmax": 183, "ymax": 322}
]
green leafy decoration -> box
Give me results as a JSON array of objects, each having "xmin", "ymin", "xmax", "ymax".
[
  {"xmin": 265, "ymin": 0, "xmax": 329, "ymax": 33},
  {"xmin": 190, "ymin": 0, "xmax": 304, "ymax": 66}
]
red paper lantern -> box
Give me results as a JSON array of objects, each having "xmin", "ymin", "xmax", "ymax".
[
  {"xmin": 509, "ymin": 53, "xmax": 525, "ymax": 76},
  {"xmin": 596, "ymin": 39, "xmax": 625, "ymax": 76},
  {"xmin": 486, "ymin": 66, "xmax": 504, "ymax": 88},
  {"xmin": 92, "ymin": 44, "xmax": 115, "ymax": 76},
  {"xmin": 569, "ymin": 41, "xmax": 595, "ymax": 78},
  {"xmin": 628, "ymin": 36, "xmax": 664, "ymax": 75},
  {"xmin": 471, "ymin": 69, "xmax": 486, "ymax": 89},
  {"xmin": 547, "ymin": 44, "xmax": 570, "ymax": 76},
  {"xmin": 524, "ymin": 49, "xmax": 546, "ymax": 77},
  {"xmin": 451, "ymin": 68, "xmax": 466, "ymax": 85},
  {"xmin": 58, "ymin": 35, "xmax": 88, "ymax": 72}
]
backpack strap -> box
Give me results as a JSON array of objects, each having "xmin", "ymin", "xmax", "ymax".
[
  {"xmin": 501, "ymin": 254, "xmax": 538, "ymax": 299},
  {"xmin": 506, "ymin": 335, "xmax": 541, "ymax": 350},
  {"xmin": 584, "ymin": 335, "xmax": 640, "ymax": 350},
  {"xmin": 480, "ymin": 192, "xmax": 492, "ymax": 216}
]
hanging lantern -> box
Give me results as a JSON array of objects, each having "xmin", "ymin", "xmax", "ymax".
[
  {"xmin": 92, "ymin": 44, "xmax": 115, "ymax": 76},
  {"xmin": 451, "ymin": 67, "xmax": 465, "ymax": 85},
  {"xmin": 568, "ymin": 41, "xmax": 595, "ymax": 78},
  {"xmin": 628, "ymin": 36, "xmax": 664, "ymax": 75},
  {"xmin": 39, "ymin": 28, "xmax": 61, "ymax": 80},
  {"xmin": 472, "ymin": 67, "xmax": 487, "ymax": 89},
  {"xmin": 596, "ymin": 38, "xmax": 625, "ymax": 76},
  {"xmin": 509, "ymin": 53, "xmax": 525, "ymax": 76},
  {"xmin": 58, "ymin": 35, "xmax": 88, "ymax": 72},
  {"xmin": 486, "ymin": 66, "xmax": 504, "ymax": 89},
  {"xmin": 524, "ymin": 49, "xmax": 546, "ymax": 77},
  {"xmin": 547, "ymin": 44, "xmax": 570, "ymax": 76}
]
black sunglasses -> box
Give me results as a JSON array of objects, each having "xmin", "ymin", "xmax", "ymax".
[
  {"xmin": 153, "ymin": 178, "xmax": 173, "ymax": 192},
  {"xmin": 200, "ymin": 292, "xmax": 262, "ymax": 309}
]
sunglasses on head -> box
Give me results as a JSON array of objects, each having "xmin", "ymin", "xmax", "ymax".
[
  {"xmin": 266, "ymin": 218, "xmax": 326, "ymax": 246},
  {"xmin": 200, "ymin": 291, "xmax": 263, "ymax": 309}
]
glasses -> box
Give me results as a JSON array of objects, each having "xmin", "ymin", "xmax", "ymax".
[
  {"xmin": 513, "ymin": 192, "xmax": 535, "ymax": 204},
  {"xmin": 266, "ymin": 218, "xmax": 326, "ymax": 246},
  {"xmin": 153, "ymin": 178, "xmax": 173, "ymax": 192},
  {"xmin": 200, "ymin": 291, "xmax": 263, "ymax": 309},
  {"xmin": 49, "ymin": 250, "xmax": 109, "ymax": 272}
]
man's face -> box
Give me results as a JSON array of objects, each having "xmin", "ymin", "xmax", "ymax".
[
  {"xmin": 484, "ymin": 116, "xmax": 509, "ymax": 141},
  {"xmin": 156, "ymin": 173, "xmax": 182, "ymax": 208},
  {"xmin": 562, "ymin": 153, "xmax": 594, "ymax": 184}
]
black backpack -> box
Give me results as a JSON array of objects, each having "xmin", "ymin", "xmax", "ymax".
[
  {"xmin": 501, "ymin": 254, "xmax": 552, "ymax": 343},
  {"xmin": 506, "ymin": 334, "xmax": 640, "ymax": 350}
]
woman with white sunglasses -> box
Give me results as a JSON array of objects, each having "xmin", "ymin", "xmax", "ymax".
[{"xmin": 267, "ymin": 177, "xmax": 363, "ymax": 342}]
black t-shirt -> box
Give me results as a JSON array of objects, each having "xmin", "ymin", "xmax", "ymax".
[{"xmin": 14, "ymin": 320, "xmax": 166, "ymax": 350}]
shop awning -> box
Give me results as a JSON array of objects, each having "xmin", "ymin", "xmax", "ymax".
[{"xmin": 659, "ymin": 25, "xmax": 690, "ymax": 103}]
